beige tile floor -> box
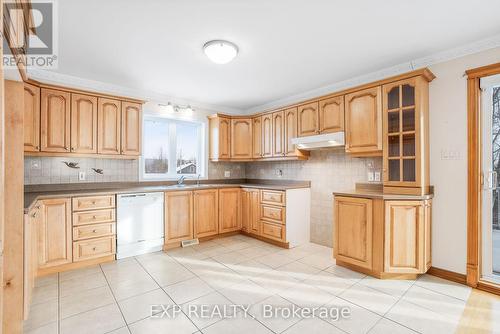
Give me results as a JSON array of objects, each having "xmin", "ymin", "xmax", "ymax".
[{"xmin": 24, "ymin": 234, "xmax": 475, "ymax": 334}]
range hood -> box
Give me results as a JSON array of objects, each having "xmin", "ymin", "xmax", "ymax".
[{"xmin": 291, "ymin": 132, "xmax": 345, "ymax": 150}]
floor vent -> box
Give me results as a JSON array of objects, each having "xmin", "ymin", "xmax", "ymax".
[{"xmin": 181, "ymin": 239, "xmax": 199, "ymax": 247}]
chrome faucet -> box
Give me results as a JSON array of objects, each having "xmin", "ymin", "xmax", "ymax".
[
  {"xmin": 177, "ymin": 175, "xmax": 186, "ymax": 186},
  {"xmin": 197, "ymin": 174, "xmax": 201, "ymax": 186}
]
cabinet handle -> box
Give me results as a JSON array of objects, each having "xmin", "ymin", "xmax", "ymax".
[
  {"xmin": 35, "ymin": 145, "xmax": 39, "ymax": 150},
  {"xmin": 65, "ymin": 147, "xmax": 69, "ymax": 151},
  {"xmin": 92, "ymin": 247, "xmax": 96, "ymax": 251},
  {"xmin": 92, "ymin": 229, "xmax": 97, "ymax": 233},
  {"xmin": 71, "ymin": 147, "xmax": 75, "ymax": 151},
  {"xmin": 92, "ymin": 215, "xmax": 97, "ymax": 219},
  {"xmin": 31, "ymin": 212, "xmax": 37, "ymax": 218}
]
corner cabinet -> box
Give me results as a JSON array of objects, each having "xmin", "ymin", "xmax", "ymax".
[
  {"xmin": 383, "ymin": 76, "xmax": 431, "ymax": 195},
  {"xmin": 209, "ymin": 115, "xmax": 231, "ymax": 160},
  {"xmin": 219, "ymin": 188, "xmax": 241, "ymax": 233},
  {"xmin": 345, "ymin": 86, "xmax": 382, "ymax": 156},
  {"xmin": 40, "ymin": 88, "xmax": 71, "ymax": 153}
]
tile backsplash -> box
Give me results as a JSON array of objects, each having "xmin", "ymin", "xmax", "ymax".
[{"xmin": 245, "ymin": 149, "xmax": 382, "ymax": 247}]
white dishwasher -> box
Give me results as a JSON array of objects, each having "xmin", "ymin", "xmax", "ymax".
[{"xmin": 117, "ymin": 192, "xmax": 164, "ymax": 259}]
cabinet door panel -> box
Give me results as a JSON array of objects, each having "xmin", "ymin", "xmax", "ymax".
[
  {"xmin": 219, "ymin": 188, "xmax": 241, "ymax": 233},
  {"xmin": 298, "ymin": 102, "xmax": 319, "ymax": 137},
  {"xmin": 242, "ymin": 188, "xmax": 260, "ymax": 235},
  {"xmin": 194, "ymin": 189, "xmax": 219, "ymax": 238},
  {"xmin": 231, "ymin": 118, "xmax": 252, "ymax": 159},
  {"xmin": 24, "ymin": 83, "xmax": 40, "ymax": 152},
  {"xmin": 41, "ymin": 88, "xmax": 71, "ymax": 153},
  {"xmin": 252, "ymin": 117, "xmax": 262, "ymax": 158},
  {"xmin": 121, "ymin": 101, "xmax": 142, "ymax": 156},
  {"xmin": 272, "ymin": 111, "xmax": 284, "ymax": 157},
  {"xmin": 165, "ymin": 191, "xmax": 193, "ymax": 244},
  {"xmin": 219, "ymin": 117, "xmax": 231, "ymax": 159},
  {"xmin": 334, "ymin": 196, "xmax": 372, "ymax": 270},
  {"xmin": 261, "ymin": 114, "xmax": 273, "ymax": 158},
  {"xmin": 71, "ymin": 93, "xmax": 98, "ymax": 153},
  {"xmin": 284, "ymin": 107, "xmax": 298, "ymax": 156},
  {"xmin": 345, "ymin": 87, "xmax": 382, "ymax": 154},
  {"xmin": 98, "ymin": 98, "xmax": 121, "ymax": 155},
  {"xmin": 319, "ymin": 96, "xmax": 344, "ymax": 134}
]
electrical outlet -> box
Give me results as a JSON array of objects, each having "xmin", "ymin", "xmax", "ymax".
[
  {"xmin": 224, "ymin": 171, "xmax": 231, "ymax": 178},
  {"xmin": 368, "ymin": 172, "xmax": 374, "ymax": 182},
  {"xmin": 374, "ymin": 172, "xmax": 381, "ymax": 182},
  {"xmin": 275, "ymin": 169, "xmax": 283, "ymax": 177},
  {"xmin": 30, "ymin": 159, "xmax": 41, "ymax": 170},
  {"xmin": 79, "ymin": 171, "xmax": 86, "ymax": 181}
]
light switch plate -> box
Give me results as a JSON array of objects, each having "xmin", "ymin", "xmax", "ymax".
[
  {"xmin": 224, "ymin": 171, "xmax": 230, "ymax": 178},
  {"xmin": 79, "ymin": 171, "xmax": 86, "ymax": 181},
  {"xmin": 368, "ymin": 172, "xmax": 374, "ymax": 182},
  {"xmin": 374, "ymin": 172, "xmax": 381, "ymax": 182}
]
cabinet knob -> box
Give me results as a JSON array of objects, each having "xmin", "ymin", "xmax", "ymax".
[
  {"xmin": 35, "ymin": 146, "xmax": 39, "ymax": 150},
  {"xmin": 92, "ymin": 229, "xmax": 97, "ymax": 233},
  {"xmin": 92, "ymin": 247, "xmax": 96, "ymax": 251},
  {"xmin": 31, "ymin": 212, "xmax": 37, "ymax": 218},
  {"xmin": 65, "ymin": 147, "xmax": 69, "ymax": 151},
  {"xmin": 71, "ymin": 147, "xmax": 75, "ymax": 151},
  {"xmin": 35, "ymin": 205, "xmax": 41, "ymax": 209},
  {"xmin": 92, "ymin": 215, "xmax": 97, "ymax": 219}
]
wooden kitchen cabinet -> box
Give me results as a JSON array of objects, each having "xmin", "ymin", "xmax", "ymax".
[
  {"xmin": 284, "ymin": 107, "xmax": 298, "ymax": 156},
  {"xmin": 345, "ymin": 86, "xmax": 382, "ymax": 156},
  {"xmin": 194, "ymin": 189, "xmax": 219, "ymax": 238},
  {"xmin": 298, "ymin": 101, "xmax": 319, "ymax": 136},
  {"xmin": 164, "ymin": 191, "xmax": 194, "ymax": 245},
  {"xmin": 98, "ymin": 98, "xmax": 121, "ymax": 155},
  {"xmin": 121, "ymin": 101, "xmax": 142, "ymax": 156},
  {"xmin": 219, "ymin": 188, "xmax": 241, "ymax": 233},
  {"xmin": 24, "ymin": 204, "xmax": 41, "ymax": 319},
  {"xmin": 334, "ymin": 196, "xmax": 373, "ymax": 270},
  {"xmin": 37, "ymin": 198, "xmax": 72, "ymax": 269},
  {"xmin": 231, "ymin": 118, "xmax": 253, "ymax": 159},
  {"xmin": 261, "ymin": 114, "xmax": 273, "ymax": 158},
  {"xmin": 272, "ymin": 111, "xmax": 284, "ymax": 157},
  {"xmin": 40, "ymin": 88, "xmax": 71, "ymax": 153},
  {"xmin": 241, "ymin": 188, "xmax": 260, "ymax": 235},
  {"xmin": 252, "ymin": 116, "xmax": 262, "ymax": 158},
  {"xmin": 384, "ymin": 200, "xmax": 431, "ymax": 274},
  {"xmin": 209, "ymin": 115, "xmax": 231, "ymax": 160},
  {"xmin": 23, "ymin": 83, "xmax": 40, "ymax": 152},
  {"xmin": 71, "ymin": 93, "xmax": 98, "ymax": 154},
  {"xmin": 319, "ymin": 96, "xmax": 344, "ymax": 133}
]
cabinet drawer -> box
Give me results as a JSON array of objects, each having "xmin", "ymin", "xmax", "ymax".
[
  {"xmin": 261, "ymin": 222, "xmax": 284, "ymax": 241},
  {"xmin": 261, "ymin": 205, "xmax": 285, "ymax": 223},
  {"xmin": 261, "ymin": 190, "xmax": 285, "ymax": 206},
  {"xmin": 73, "ymin": 236, "xmax": 116, "ymax": 262},
  {"xmin": 73, "ymin": 208, "xmax": 115, "ymax": 226},
  {"xmin": 73, "ymin": 223, "xmax": 116, "ymax": 241},
  {"xmin": 72, "ymin": 195, "xmax": 115, "ymax": 211}
]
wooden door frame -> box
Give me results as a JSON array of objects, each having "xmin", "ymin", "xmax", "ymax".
[{"xmin": 466, "ymin": 62, "xmax": 500, "ymax": 294}]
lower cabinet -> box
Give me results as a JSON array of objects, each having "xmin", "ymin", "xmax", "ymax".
[
  {"xmin": 164, "ymin": 191, "xmax": 194, "ymax": 244},
  {"xmin": 24, "ymin": 205, "xmax": 41, "ymax": 319},
  {"xmin": 194, "ymin": 189, "xmax": 219, "ymax": 238},
  {"xmin": 219, "ymin": 188, "xmax": 242, "ymax": 233},
  {"xmin": 241, "ymin": 188, "xmax": 260, "ymax": 235}
]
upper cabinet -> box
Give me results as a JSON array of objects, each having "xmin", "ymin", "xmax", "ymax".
[
  {"xmin": 71, "ymin": 94, "xmax": 97, "ymax": 154},
  {"xmin": 252, "ymin": 117, "xmax": 262, "ymax": 158},
  {"xmin": 272, "ymin": 111, "xmax": 284, "ymax": 157},
  {"xmin": 98, "ymin": 98, "xmax": 121, "ymax": 155},
  {"xmin": 23, "ymin": 83, "xmax": 40, "ymax": 152},
  {"xmin": 40, "ymin": 88, "xmax": 71, "ymax": 153},
  {"xmin": 298, "ymin": 102, "xmax": 319, "ymax": 137},
  {"xmin": 382, "ymin": 76, "xmax": 430, "ymax": 195},
  {"xmin": 284, "ymin": 107, "xmax": 298, "ymax": 156},
  {"xmin": 121, "ymin": 101, "xmax": 142, "ymax": 156},
  {"xmin": 319, "ymin": 96, "xmax": 344, "ymax": 134},
  {"xmin": 231, "ymin": 118, "xmax": 253, "ymax": 160},
  {"xmin": 261, "ymin": 114, "xmax": 273, "ymax": 158},
  {"xmin": 209, "ymin": 115, "xmax": 231, "ymax": 160},
  {"xmin": 345, "ymin": 86, "xmax": 382, "ymax": 156}
]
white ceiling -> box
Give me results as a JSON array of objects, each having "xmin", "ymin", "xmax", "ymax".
[{"xmin": 40, "ymin": 0, "xmax": 500, "ymax": 113}]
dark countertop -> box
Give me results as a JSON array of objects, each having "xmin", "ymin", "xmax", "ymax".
[
  {"xmin": 24, "ymin": 179, "xmax": 311, "ymax": 213},
  {"xmin": 333, "ymin": 183, "xmax": 434, "ymax": 200}
]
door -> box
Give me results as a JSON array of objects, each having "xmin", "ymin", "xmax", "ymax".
[
  {"xmin": 194, "ymin": 189, "xmax": 219, "ymax": 238},
  {"xmin": 261, "ymin": 114, "xmax": 273, "ymax": 158},
  {"xmin": 384, "ymin": 200, "xmax": 429, "ymax": 274},
  {"xmin": 481, "ymin": 74, "xmax": 500, "ymax": 282},
  {"xmin": 219, "ymin": 117, "xmax": 231, "ymax": 159},
  {"xmin": 272, "ymin": 111, "xmax": 284, "ymax": 157},
  {"xmin": 38, "ymin": 198, "xmax": 72, "ymax": 268},
  {"xmin": 71, "ymin": 93, "xmax": 97, "ymax": 153},
  {"xmin": 242, "ymin": 188, "xmax": 260, "ymax": 235},
  {"xmin": 219, "ymin": 188, "xmax": 241, "ymax": 233},
  {"xmin": 284, "ymin": 107, "xmax": 298, "ymax": 156},
  {"xmin": 164, "ymin": 191, "xmax": 193, "ymax": 244},
  {"xmin": 252, "ymin": 116, "xmax": 262, "ymax": 158},
  {"xmin": 98, "ymin": 98, "xmax": 121, "ymax": 155},
  {"xmin": 319, "ymin": 96, "xmax": 344, "ymax": 134},
  {"xmin": 121, "ymin": 101, "xmax": 142, "ymax": 156},
  {"xmin": 298, "ymin": 101, "xmax": 319, "ymax": 136},
  {"xmin": 23, "ymin": 83, "xmax": 40, "ymax": 152},
  {"xmin": 334, "ymin": 196, "xmax": 372, "ymax": 270},
  {"xmin": 345, "ymin": 86, "xmax": 382, "ymax": 154},
  {"xmin": 40, "ymin": 88, "xmax": 71, "ymax": 153},
  {"xmin": 231, "ymin": 118, "xmax": 252, "ymax": 159}
]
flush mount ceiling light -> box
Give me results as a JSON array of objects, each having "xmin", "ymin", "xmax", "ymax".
[{"xmin": 203, "ymin": 40, "xmax": 238, "ymax": 64}]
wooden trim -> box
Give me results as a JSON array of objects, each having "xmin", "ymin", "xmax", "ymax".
[
  {"xmin": 24, "ymin": 151, "xmax": 139, "ymax": 160},
  {"xmin": 465, "ymin": 62, "xmax": 500, "ymax": 79},
  {"xmin": 335, "ymin": 260, "xmax": 417, "ymax": 280},
  {"xmin": 37, "ymin": 255, "xmax": 115, "ymax": 277},
  {"xmin": 477, "ymin": 280, "xmax": 500, "ymax": 296},
  {"xmin": 428, "ymin": 266, "xmax": 467, "ymax": 285}
]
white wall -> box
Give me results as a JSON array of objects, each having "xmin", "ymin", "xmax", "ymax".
[{"xmin": 428, "ymin": 46, "xmax": 500, "ymax": 274}]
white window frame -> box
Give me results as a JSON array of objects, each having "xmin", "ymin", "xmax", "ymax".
[{"xmin": 140, "ymin": 115, "xmax": 206, "ymax": 181}]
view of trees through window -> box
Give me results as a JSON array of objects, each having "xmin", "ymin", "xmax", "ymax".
[{"xmin": 492, "ymin": 87, "xmax": 500, "ymax": 231}]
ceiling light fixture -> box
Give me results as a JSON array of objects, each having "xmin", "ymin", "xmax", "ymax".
[
  {"xmin": 159, "ymin": 103, "xmax": 195, "ymax": 114},
  {"xmin": 203, "ymin": 40, "xmax": 238, "ymax": 64}
]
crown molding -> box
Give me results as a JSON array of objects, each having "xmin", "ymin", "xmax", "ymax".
[
  {"xmin": 26, "ymin": 69, "xmax": 243, "ymax": 115},
  {"xmin": 244, "ymin": 33, "xmax": 500, "ymax": 114}
]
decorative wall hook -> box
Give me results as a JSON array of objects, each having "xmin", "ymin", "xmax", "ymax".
[
  {"xmin": 92, "ymin": 168, "xmax": 104, "ymax": 175},
  {"xmin": 62, "ymin": 161, "xmax": 80, "ymax": 169}
]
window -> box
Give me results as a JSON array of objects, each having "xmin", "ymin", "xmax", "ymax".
[{"xmin": 142, "ymin": 116, "xmax": 205, "ymax": 180}]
